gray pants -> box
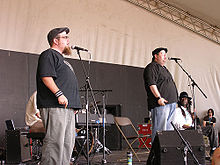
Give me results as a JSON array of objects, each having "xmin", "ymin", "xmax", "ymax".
[
  {"xmin": 202, "ymin": 125, "xmax": 219, "ymax": 149},
  {"xmin": 40, "ymin": 108, "xmax": 75, "ymax": 165}
]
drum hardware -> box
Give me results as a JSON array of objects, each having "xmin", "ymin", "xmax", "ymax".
[
  {"xmin": 76, "ymin": 45, "xmax": 113, "ymax": 164},
  {"xmin": 94, "ymin": 138, "xmax": 111, "ymax": 155},
  {"xmin": 77, "ymin": 48, "xmax": 98, "ymax": 165},
  {"xmin": 75, "ymin": 113, "xmax": 113, "ymax": 154},
  {"xmin": 71, "ymin": 128, "xmax": 94, "ymax": 163},
  {"xmin": 76, "ymin": 113, "xmax": 114, "ymax": 127},
  {"xmin": 89, "ymin": 101, "xmax": 101, "ymax": 109},
  {"xmin": 78, "ymin": 90, "xmax": 113, "ymax": 163},
  {"xmin": 97, "ymin": 90, "xmax": 112, "ymax": 164}
]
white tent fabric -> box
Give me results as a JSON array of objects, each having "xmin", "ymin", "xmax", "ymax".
[{"xmin": 0, "ymin": 0, "xmax": 220, "ymax": 130}]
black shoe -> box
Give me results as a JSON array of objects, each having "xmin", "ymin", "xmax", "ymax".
[
  {"xmin": 210, "ymin": 148, "xmax": 215, "ymax": 156},
  {"xmin": 71, "ymin": 150, "xmax": 78, "ymax": 162}
]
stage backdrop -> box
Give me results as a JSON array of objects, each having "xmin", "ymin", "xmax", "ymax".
[
  {"xmin": 0, "ymin": 0, "xmax": 220, "ymax": 143},
  {"xmin": 0, "ymin": 49, "xmax": 148, "ymax": 148}
]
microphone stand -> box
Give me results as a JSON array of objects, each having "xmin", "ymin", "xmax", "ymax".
[
  {"xmin": 171, "ymin": 122, "xmax": 200, "ymax": 165},
  {"xmin": 76, "ymin": 49, "xmax": 101, "ymax": 164},
  {"xmin": 173, "ymin": 59, "xmax": 207, "ymax": 129}
]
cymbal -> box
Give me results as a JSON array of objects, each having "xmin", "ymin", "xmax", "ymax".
[{"xmin": 89, "ymin": 101, "xmax": 101, "ymax": 108}]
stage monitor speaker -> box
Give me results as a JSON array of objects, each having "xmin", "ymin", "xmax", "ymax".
[
  {"xmin": 98, "ymin": 104, "xmax": 122, "ymax": 150},
  {"xmin": 6, "ymin": 129, "xmax": 31, "ymax": 164},
  {"xmin": 147, "ymin": 130, "xmax": 205, "ymax": 165}
]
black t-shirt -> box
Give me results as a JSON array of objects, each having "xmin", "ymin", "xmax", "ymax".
[
  {"xmin": 36, "ymin": 48, "xmax": 81, "ymax": 109},
  {"xmin": 143, "ymin": 61, "xmax": 178, "ymax": 110},
  {"xmin": 203, "ymin": 116, "xmax": 216, "ymax": 126}
]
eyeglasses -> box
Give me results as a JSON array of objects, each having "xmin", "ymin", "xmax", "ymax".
[{"xmin": 56, "ymin": 36, "xmax": 69, "ymax": 39}]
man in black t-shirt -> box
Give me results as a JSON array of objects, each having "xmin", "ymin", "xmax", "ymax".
[
  {"xmin": 203, "ymin": 108, "xmax": 218, "ymax": 155},
  {"xmin": 36, "ymin": 27, "xmax": 81, "ymax": 165},
  {"xmin": 203, "ymin": 108, "xmax": 216, "ymax": 127},
  {"xmin": 143, "ymin": 47, "xmax": 178, "ymax": 141}
]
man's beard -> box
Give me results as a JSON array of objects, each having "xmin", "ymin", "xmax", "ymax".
[{"xmin": 63, "ymin": 46, "xmax": 72, "ymax": 56}]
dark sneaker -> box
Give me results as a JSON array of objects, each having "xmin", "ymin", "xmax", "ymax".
[{"xmin": 210, "ymin": 148, "xmax": 216, "ymax": 156}]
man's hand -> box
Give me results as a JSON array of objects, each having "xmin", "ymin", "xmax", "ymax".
[
  {"xmin": 36, "ymin": 112, "xmax": 41, "ymax": 119},
  {"xmin": 158, "ymin": 97, "xmax": 168, "ymax": 106},
  {"xmin": 182, "ymin": 124, "xmax": 191, "ymax": 129},
  {"xmin": 58, "ymin": 95, "xmax": 68, "ymax": 108}
]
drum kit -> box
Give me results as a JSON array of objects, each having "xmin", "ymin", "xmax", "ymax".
[
  {"xmin": 71, "ymin": 99, "xmax": 114, "ymax": 163},
  {"xmin": 74, "ymin": 47, "xmax": 113, "ymax": 164}
]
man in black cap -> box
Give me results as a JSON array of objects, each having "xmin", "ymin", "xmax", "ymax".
[
  {"xmin": 36, "ymin": 27, "xmax": 81, "ymax": 164},
  {"xmin": 143, "ymin": 47, "xmax": 178, "ymax": 142}
]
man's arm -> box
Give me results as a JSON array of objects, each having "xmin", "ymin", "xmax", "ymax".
[
  {"xmin": 213, "ymin": 117, "xmax": 216, "ymax": 127},
  {"xmin": 41, "ymin": 77, "xmax": 68, "ymax": 108},
  {"xmin": 213, "ymin": 123, "xmax": 216, "ymax": 127},
  {"xmin": 149, "ymin": 85, "xmax": 168, "ymax": 106},
  {"xmin": 182, "ymin": 124, "xmax": 191, "ymax": 129},
  {"xmin": 203, "ymin": 120, "xmax": 207, "ymax": 127}
]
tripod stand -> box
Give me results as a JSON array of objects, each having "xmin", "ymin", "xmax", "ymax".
[{"xmin": 93, "ymin": 90, "xmax": 112, "ymax": 164}]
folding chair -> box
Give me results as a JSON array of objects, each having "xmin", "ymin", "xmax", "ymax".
[{"xmin": 114, "ymin": 117, "xmax": 150, "ymax": 161}]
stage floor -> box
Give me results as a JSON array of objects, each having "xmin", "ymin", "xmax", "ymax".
[
  {"xmin": 73, "ymin": 149, "xmax": 212, "ymax": 165},
  {"xmin": 73, "ymin": 149, "xmax": 149, "ymax": 165},
  {"xmin": 2, "ymin": 148, "xmax": 212, "ymax": 165}
]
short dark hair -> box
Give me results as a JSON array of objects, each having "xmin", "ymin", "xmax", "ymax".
[
  {"xmin": 151, "ymin": 47, "xmax": 168, "ymax": 61},
  {"xmin": 47, "ymin": 27, "xmax": 70, "ymax": 46},
  {"xmin": 208, "ymin": 108, "xmax": 214, "ymax": 116}
]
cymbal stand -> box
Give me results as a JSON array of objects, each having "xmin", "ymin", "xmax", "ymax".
[
  {"xmin": 76, "ymin": 49, "xmax": 101, "ymax": 164},
  {"xmin": 173, "ymin": 59, "xmax": 207, "ymax": 129},
  {"xmin": 101, "ymin": 91, "xmax": 107, "ymax": 164},
  {"xmin": 92, "ymin": 90, "xmax": 112, "ymax": 157}
]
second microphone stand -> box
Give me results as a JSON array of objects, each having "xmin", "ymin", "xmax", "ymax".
[
  {"xmin": 171, "ymin": 122, "xmax": 200, "ymax": 165},
  {"xmin": 173, "ymin": 59, "xmax": 207, "ymax": 129}
]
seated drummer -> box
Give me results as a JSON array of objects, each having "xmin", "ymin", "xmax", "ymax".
[{"xmin": 25, "ymin": 91, "xmax": 45, "ymax": 133}]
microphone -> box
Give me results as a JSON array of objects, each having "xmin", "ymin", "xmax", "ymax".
[
  {"xmin": 71, "ymin": 45, "xmax": 88, "ymax": 52},
  {"xmin": 168, "ymin": 57, "xmax": 181, "ymax": 61}
]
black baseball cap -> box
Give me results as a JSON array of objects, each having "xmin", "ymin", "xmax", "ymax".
[
  {"xmin": 47, "ymin": 27, "xmax": 70, "ymax": 46},
  {"xmin": 152, "ymin": 47, "xmax": 168, "ymax": 56},
  {"xmin": 179, "ymin": 91, "xmax": 192, "ymax": 100}
]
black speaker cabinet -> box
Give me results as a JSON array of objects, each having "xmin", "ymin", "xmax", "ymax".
[
  {"xmin": 147, "ymin": 130, "xmax": 205, "ymax": 165},
  {"xmin": 6, "ymin": 129, "xmax": 31, "ymax": 163},
  {"xmin": 98, "ymin": 104, "xmax": 122, "ymax": 150}
]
